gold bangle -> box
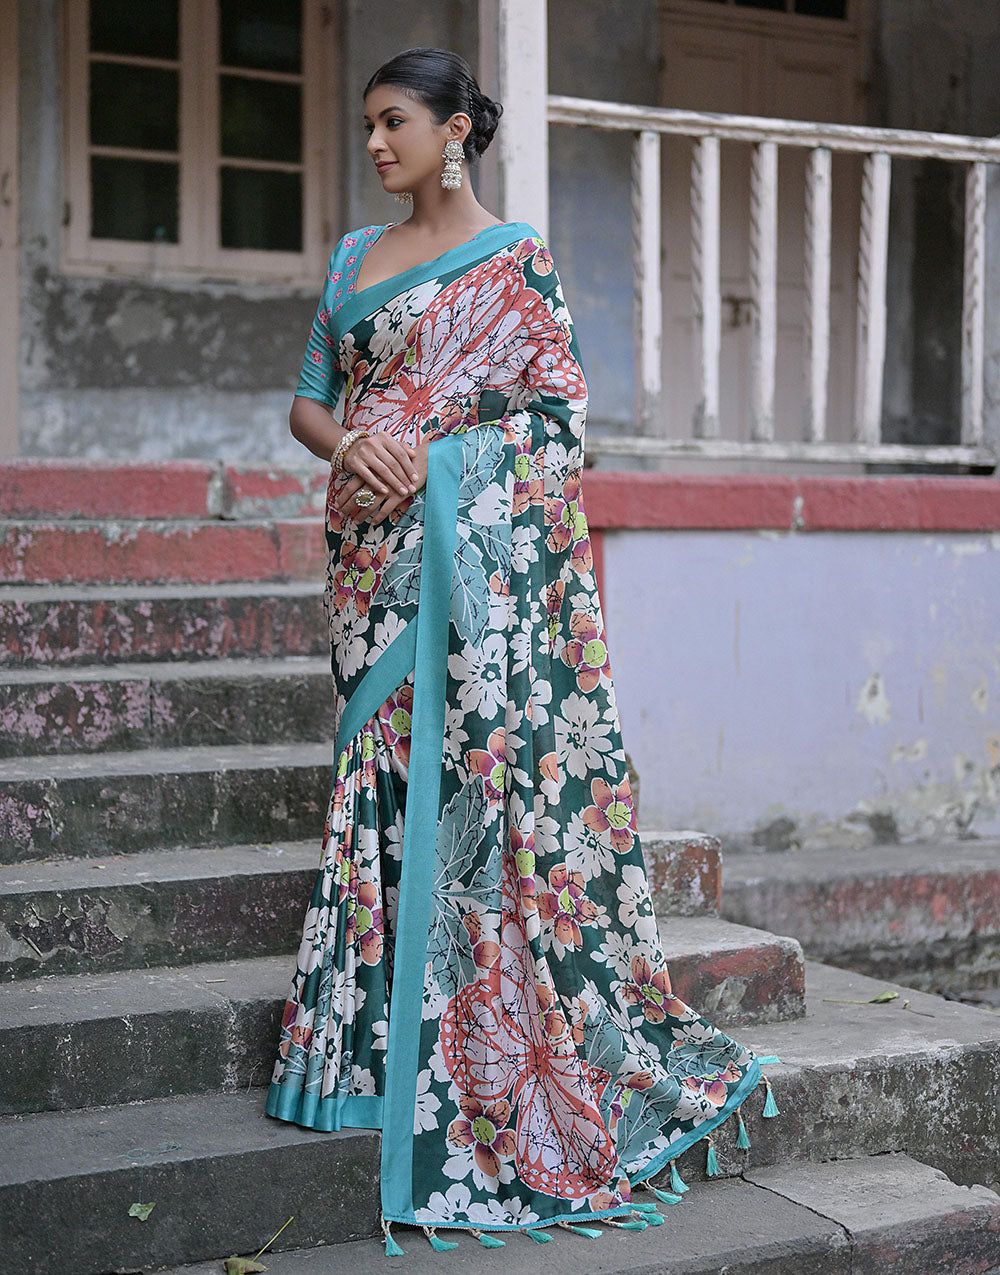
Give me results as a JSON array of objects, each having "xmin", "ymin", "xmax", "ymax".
[{"xmin": 331, "ymin": 427, "xmax": 367, "ymax": 475}]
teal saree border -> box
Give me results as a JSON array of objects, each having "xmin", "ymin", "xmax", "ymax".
[
  {"xmin": 635, "ymin": 1053, "xmax": 762, "ymax": 1186},
  {"xmin": 334, "ymin": 618, "xmax": 417, "ymax": 761},
  {"xmin": 265, "ymin": 1081, "xmax": 383, "ymax": 1133},
  {"xmin": 332, "ymin": 221, "xmax": 536, "ymax": 347},
  {"xmin": 379, "ymin": 433, "xmax": 464, "ymax": 1222}
]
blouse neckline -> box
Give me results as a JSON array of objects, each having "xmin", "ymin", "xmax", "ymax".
[
  {"xmin": 352, "ymin": 220, "xmax": 524, "ymax": 300},
  {"xmin": 331, "ymin": 220, "xmax": 535, "ymax": 341}
]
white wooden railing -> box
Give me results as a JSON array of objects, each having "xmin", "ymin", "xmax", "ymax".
[{"xmin": 548, "ymin": 95, "xmax": 1000, "ymax": 467}]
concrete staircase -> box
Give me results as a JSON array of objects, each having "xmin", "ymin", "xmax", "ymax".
[
  {"xmin": 1, "ymin": 460, "xmax": 998, "ymax": 1275},
  {"xmin": 722, "ymin": 839, "xmax": 1000, "ymax": 1001}
]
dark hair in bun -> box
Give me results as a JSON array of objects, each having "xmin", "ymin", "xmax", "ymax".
[{"xmin": 363, "ymin": 47, "xmax": 503, "ymax": 162}]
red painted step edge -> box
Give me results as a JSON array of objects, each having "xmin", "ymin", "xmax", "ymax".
[
  {"xmin": 0, "ymin": 521, "xmax": 326, "ymax": 585},
  {"xmin": 583, "ymin": 472, "xmax": 1000, "ymax": 532},
  {"xmin": 0, "ymin": 461, "xmax": 219, "ymax": 520}
]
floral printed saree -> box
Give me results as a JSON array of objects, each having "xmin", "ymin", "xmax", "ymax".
[{"xmin": 266, "ymin": 221, "xmax": 775, "ymax": 1243}]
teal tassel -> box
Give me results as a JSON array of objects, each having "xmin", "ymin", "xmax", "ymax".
[
  {"xmin": 756, "ymin": 1054, "xmax": 781, "ymax": 1065},
  {"xmin": 737, "ymin": 1114, "xmax": 751, "ymax": 1150},
  {"xmin": 560, "ymin": 1223, "xmax": 602, "ymax": 1238},
  {"xmin": 616, "ymin": 1219, "xmax": 647, "ymax": 1231},
  {"xmin": 424, "ymin": 1228, "xmax": 459, "ymax": 1252},
  {"xmin": 523, "ymin": 1228, "xmax": 552, "ymax": 1243},
  {"xmin": 669, "ymin": 1160, "xmax": 689, "ymax": 1194},
  {"xmin": 645, "ymin": 1210, "xmax": 665, "ymax": 1226},
  {"xmin": 383, "ymin": 1223, "xmax": 404, "ymax": 1257},
  {"xmin": 630, "ymin": 1201, "xmax": 658, "ymax": 1212},
  {"xmin": 477, "ymin": 1233, "xmax": 506, "ymax": 1248},
  {"xmin": 651, "ymin": 1186, "xmax": 683, "ymax": 1205},
  {"xmin": 762, "ymin": 1080, "xmax": 780, "ymax": 1118},
  {"xmin": 705, "ymin": 1137, "xmax": 721, "ymax": 1176}
]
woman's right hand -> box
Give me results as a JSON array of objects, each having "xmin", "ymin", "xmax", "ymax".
[
  {"xmin": 340, "ymin": 430, "xmax": 418, "ymax": 500},
  {"xmin": 336, "ymin": 438, "xmax": 429, "ymax": 525}
]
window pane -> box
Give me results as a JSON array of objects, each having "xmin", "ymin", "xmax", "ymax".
[
  {"xmin": 90, "ymin": 0, "xmax": 178, "ymax": 60},
  {"xmin": 90, "ymin": 63, "xmax": 179, "ymax": 151},
  {"xmin": 734, "ymin": 0, "xmax": 788, "ymax": 10},
  {"xmin": 795, "ymin": 0, "xmax": 847, "ymax": 16},
  {"xmin": 219, "ymin": 0, "xmax": 302, "ymax": 74},
  {"xmin": 91, "ymin": 156, "xmax": 178, "ymax": 242},
  {"xmin": 220, "ymin": 166, "xmax": 302, "ymax": 251},
  {"xmin": 220, "ymin": 76, "xmax": 301, "ymax": 162}
]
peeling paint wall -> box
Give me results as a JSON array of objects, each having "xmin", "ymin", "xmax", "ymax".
[
  {"xmin": 15, "ymin": 0, "xmax": 472, "ymax": 458},
  {"xmin": 12, "ymin": 0, "xmax": 1000, "ymax": 456},
  {"xmin": 602, "ymin": 527, "xmax": 1000, "ymax": 849}
]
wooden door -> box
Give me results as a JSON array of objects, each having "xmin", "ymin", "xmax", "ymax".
[
  {"xmin": 659, "ymin": 3, "xmax": 865, "ymax": 464},
  {"xmin": 0, "ymin": 0, "xmax": 19, "ymax": 455}
]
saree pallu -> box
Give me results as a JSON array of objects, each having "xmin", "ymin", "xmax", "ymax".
[{"xmin": 266, "ymin": 222, "xmax": 775, "ymax": 1237}]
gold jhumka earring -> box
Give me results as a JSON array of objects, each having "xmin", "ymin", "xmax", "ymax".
[{"xmin": 441, "ymin": 139, "xmax": 464, "ymax": 189}]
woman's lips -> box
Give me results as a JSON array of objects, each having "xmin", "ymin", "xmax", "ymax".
[{"xmin": 376, "ymin": 161, "xmax": 397, "ymax": 174}]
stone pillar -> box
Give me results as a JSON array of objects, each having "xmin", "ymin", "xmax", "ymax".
[{"xmin": 477, "ymin": 0, "xmax": 549, "ymax": 239}]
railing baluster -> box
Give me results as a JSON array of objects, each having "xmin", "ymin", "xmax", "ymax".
[
  {"xmin": 961, "ymin": 160, "xmax": 986, "ymax": 447},
  {"xmin": 545, "ymin": 94, "xmax": 1000, "ymax": 468},
  {"xmin": 804, "ymin": 146, "xmax": 832, "ymax": 443},
  {"xmin": 750, "ymin": 141, "xmax": 778, "ymax": 441},
  {"xmin": 632, "ymin": 130, "xmax": 662, "ymax": 434},
  {"xmin": 691, "ymin": 135, "xmax": 721, "ymax": 438},
  {"xmin": 853, "ymin": 151, "xmax": 891, "ymax": 445}
]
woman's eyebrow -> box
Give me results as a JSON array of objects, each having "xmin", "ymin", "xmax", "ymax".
[{"xmin": 363, "ymin": 106, "xmax": 409, "ymax": 123}]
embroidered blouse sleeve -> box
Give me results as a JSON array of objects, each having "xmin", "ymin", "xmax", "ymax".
[{"xmin": 295, "ymin": 242, "xmax": 347, "ymax": 408}]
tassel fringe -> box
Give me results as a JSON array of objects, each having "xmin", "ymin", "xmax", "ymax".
[
  {"xmin": 382, "ymin": 1219, "xmax": 404, "ymax": 1257},
  {"xmin": 524, "ymin": 1228, "xmax": 552, "ymax": 1243},
  {"xmin": 737, "ymin": 1112, "xmax": 751, "ymax": 1150},
  {"xmin": 705, "ymin": 1133, "xmax": 721, "ymax": 1176},
  {"xmin": 669, "ymin": 1159, "xmax": 689, "ymax": 1194},
  {"xmin": 557, "ymin": 1221, "xmax": 602, "ymax": 1238},
  {"xmin": 472, "ymin": 1229, "xmax": 506, "ymax": 1248},
  {"xmin": 761, "ymin": 1077, "xmax": 780, "ymax": 1118},
  {"xmin": 423, "ymin": 1226, "xmax": 459, "ymax": 1252}
]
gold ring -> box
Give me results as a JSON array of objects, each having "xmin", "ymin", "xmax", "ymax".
[{"xmin": 355, "ymin": 486, "xmax": 376, "ymax": 508}]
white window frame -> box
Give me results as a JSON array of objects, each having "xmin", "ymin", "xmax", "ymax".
[{"xmin": 63, "ymin": 0, "xmax": 337, "ymax": 284}]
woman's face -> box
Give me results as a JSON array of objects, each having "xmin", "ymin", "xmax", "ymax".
[{"xmin": 363, "ymin": 83, "xmax": 465, "ymax": 194}]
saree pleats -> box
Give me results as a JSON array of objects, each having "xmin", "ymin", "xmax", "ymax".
[{"xmin": 267, "ymin": 222, "xmax": 774, "ymax": 1233}]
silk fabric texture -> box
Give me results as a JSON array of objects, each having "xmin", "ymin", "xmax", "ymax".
[{"xmin": 266, "ymin": 222, "xmax": 763, "ymax": 1233}]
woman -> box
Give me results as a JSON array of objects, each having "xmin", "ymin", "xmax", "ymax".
[{"xmin": 266, "ymin": 46, "xmax": 777, "ymax": 1252}]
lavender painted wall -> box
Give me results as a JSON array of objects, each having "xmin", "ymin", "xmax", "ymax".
[{"xmin": 602, "ymin": 527, "xmax": 1000, "ymax": 849}]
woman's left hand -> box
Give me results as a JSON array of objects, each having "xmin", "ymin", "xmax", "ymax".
[{"xmin": 335, "ymin": 438, "xmax": 430, "ymax": 525}]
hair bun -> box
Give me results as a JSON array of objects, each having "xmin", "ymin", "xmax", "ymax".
[{"xmin": 468, "ymin": 87, "xmax": 503, "ymax": 157}]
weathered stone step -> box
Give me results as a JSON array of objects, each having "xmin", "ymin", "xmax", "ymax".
[
  {"xmin": 1, "ymin": 916, "xmax": 803, "ymax": 1111},
  {"xmin": 1, "ymin": 953, "xmax": 288, "ymax": 1114},
  {"xmin": 0, "ymin": 459, "xmax": 328, "ymax": 520},
  {"xmin": 643, "ymin": 828, "xmax": 721, "ymax": 917},
  {"xmin": 0, "ymin": 656, "xmax": 333, "ymax": 756},
  {"xmin": 737, "ymin": 961, "xmax": 1000, "ymax": 1191},
  {"xmin": 0, "ymin": 517, "xmax": 326, "ymax": 585},
  {"xmin": 0, "ymin": 581, "xmax": 327, "ymax": 668},
  {"xmin": 0, "ymin": 842, "xmax": 320, "ymax": 981},
  {"xmin": 0, "ymin": 1089, "xmax": 381, "ymax": 1275},
  {"xmin": 4, "ymin": 1072, "xmax": 998, "ymax": 1275},
  {"xmin": 158, "ymin": 1156, "xmax": 1000, "ymax": 1275},
  {"xmin": 722, "ymin": 839, "xmax": 1000, "ymax": 995},
  {"xmin": 0, "ymin": 740, "xmax": 332, "ymax": 861}
]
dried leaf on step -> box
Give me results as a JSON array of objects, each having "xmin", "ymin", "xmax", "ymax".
[
  {"xmin": 128, "ymin": 1202, "xmax": 155, "ymax": 1221},
  {"xmin": 224, "ymin": 1258, "xmax": 267, "ymax": 1274},
  {"xmin": 868, "ymin": 990, "xmax": 898, "ymax": 1003}
]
